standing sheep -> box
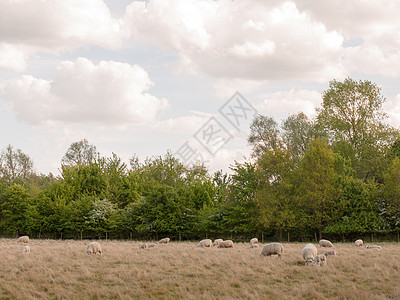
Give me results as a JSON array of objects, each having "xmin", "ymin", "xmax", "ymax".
[
  {"xmin": 217, "ymin": 240, "xmax": 234, "ymax": 248},
  {"xmin": 319, "ymin": 239, "xmax": 334, "ymax": 248},
  {"xmin": 16, "ymin": 236, "xmax": 29, "ymax": 243},
  {"xmin": 213, "ymin": 239, "xmax": 223, "ymax": 247},
  {"xmin": 260, "ymin": 243, "xmax": 283, "ymax": 259},
  {"xmin": 324, "ymin": 249, "xmax": 337, "ymax": 257},
  {"xmin": 355, "ymin": 239, "xmax": 363, "ymax": 247},
  {"xmin": 302, "ymin": 243, "xmax": 318, "ymax": 265},
  {"xmin": 22, "ymin": 245, "xmax": 30, "ymax": 253},
  {"xmin": 250, "ymin": 238, "xmax": 258, "ymax": 245},
  {"xmin": 158, "ymin": 238, "xmax": 170, "ymax": 244},
  {"xmin": 87, "ymin": 242, "xmax": 102, "ymax": 257},
  {"xmin": 312, "ymin": 254, "xmax": 327, "ymax": 266},
  {"xmin": 197, "ymin": 239, "xmax": 212, "ymax": 248}
]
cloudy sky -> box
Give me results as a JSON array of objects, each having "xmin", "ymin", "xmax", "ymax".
[{"xmin": 1, "ymin": 0, "xmax": 400, "ymax": 175}]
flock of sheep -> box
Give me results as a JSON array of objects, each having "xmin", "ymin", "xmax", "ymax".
[{"xmin": 15, "ymin": 235, "xmax": 383, "ymax": 266}]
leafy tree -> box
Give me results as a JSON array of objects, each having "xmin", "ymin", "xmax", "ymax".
[
  {"xmin": 248, "ymin": 115, "xmax": 283, "ymax": 157},
  {"xmin": 85, "ymin": 198, "xmax": 117, "ymax": 239},
  {"xmin": 62, "ymin": 139, "xmax": 98, "ymax": 166},
  {"xmin": 0, "ymin": 145, "xmax": 34, "ymax": 182}
]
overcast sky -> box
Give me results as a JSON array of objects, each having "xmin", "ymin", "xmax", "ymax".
[{"xmin": 1, "ymin": 0, "xmax": 400, "ymax": 175}]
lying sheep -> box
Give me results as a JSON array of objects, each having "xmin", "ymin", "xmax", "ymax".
[
  {"xmin": 302, "ymin": 243, "xmax": 318, "ymax": 265},
  {"xmin": 319, "ymin": 239, "xmax": 334, "ymax": 248},
  {"xmin": 250, "ymin": 243, "xmax": 259, "ymax": 248},
  {"xmin": 217, "ymin": 240, "xmax": 234, "ymax": 248},
  {"xmin": 148, "ymin": 243, "xmax": 157, "ymax": 248},
  {"xmin": 250, "ymin": 238, "xmax": 258, "ymax": 245},
  {"xmin": 197, "ymin": 239, "xmax": 212, "ymax": 248},
  {"xmin": 22, "ymin": 245, "xmax": 30, "ymax": 253},
  {"xmin": 260, "ymin": 243, "xmax": 283, "ymax": 259},
  {"xmin": 312, "ymin": 254, "xmax": 327, "ymax": 266},
  {"xmin": 158, "ymin": 238, "xmax": 170, "ymax": 244},
  {"xmin": 213, "ymin": 239, "xmax": 223, "ymax": 247},
  {"xmin": 355, "ymin": 239, "xmax": 363, "ymax": 247},
  {"xmin": 87, "ymin": 242, "xmax": 102, "ymax": 257},
  {"xmin": 324, "ymin": 249, "xmax": 336, "ymax": 257},
  {"xmin": 140, "ymin": 243, "xmax": 148, "ymax": 250},
  {"xmin": 365, "ymin": 244, "xmax": 382, "ymax": 251},
  {"xmin": 17, "ymin": 236, "xmax": 29, "ymax": 243}
]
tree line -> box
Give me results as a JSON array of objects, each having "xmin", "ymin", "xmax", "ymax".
[{"xmin": 1, "ymin": 78, "xmax": 400, "ymax": 242}]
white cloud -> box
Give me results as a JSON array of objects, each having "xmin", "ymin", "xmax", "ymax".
[
  {"xmin": 0, "ymin": 43, "xmax": 29, "ymax": 72},
  {"xmin": 123, "ymin": 0, "xmax": 346, "ymax": 82},
  {"xmin": 1, "ymin": 57, "xmax": 168, "ymax": 125}
]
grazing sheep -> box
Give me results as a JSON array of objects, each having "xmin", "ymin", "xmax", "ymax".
[
  {"xmin": 324, "ymin": 249, "xmax": 337, "ymax": 257},
  {"xmin": 250, "ymin": 243, "xmax": 259, "ymax": 248},
  {"xmin": 260, "ymin": 243, "xmax": 283, "ymax": 259},
  {"xmin": 319, "ymin": 239, "xmax": 334, "ymax": 248},
  {"xmin": 22, "ymin": 245, "xmax": 30, "ymax": 253},
  {"xmin": 140, "ymin": 243, "xmax": 148, "ymax": 250},
  {"xmin": 158, "ymin": 238, "xmax": 170, "ymax": 244},
  {"xmin": 250, "ymin": 238, "xmax": 258, "ymax": 245},
  {"xmin": 312, "ymin": 254, "xmax": 327, "ymax": 266},
  {"xmin": 148, "ymin": 243, "xmax": 157, "ymax": 248},
  {"xmin": 217, "ymin": 240, "xmax": 234, "ymax": 248},
  {"xmin": 365, "ymin": 244, "xmax": 382, "ymax": 251},
  {"xmin": 16, "ymin": 236, "xmax": 29, "ymax": 243},
  {"xmin": 355, "ymin": 239, "xmax": 363, "ymax": 247},
  {"xmin": 87, "ymin": 242, "xmax": 102, "ymax": 257},
  {"xmin": 302, "ymin": 243, "xmax": 318, "ymax": 266},
  {"xmin": 213, "ymin": 239, "xmax": 223, "ymax": 247},
  {"xmin": 197, "ymin": 239, "xmax": 212, "ymax": 248}
]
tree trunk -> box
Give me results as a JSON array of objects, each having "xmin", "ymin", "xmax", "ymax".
[
  {"xmin": 130, "ymin": 231, "xmax": 133, "ymax": 240},
  {"xmin": 314, "ymin": 232, "xmax": 318, "ymax": 242},
  {"xmin": 179, "ymin": 232, "xmax": 181, "ymax": 242},
  {"xmin": 319, "ymin": 227, "xmax": 322, "ymax": 241},
  {"xmin": 287, "ymin": 232, "xmax": 290, "ymax": 242},
  {"xmin": 279, "ymin": 228, "xmax": 282, "ymax": 241},
  {"xmin": 262, "ymin": 232, "xmax": 264, "ymax": 243},
  {"xmin": 80, "ymin": 231, "xmax": 83, "ymax": 240}
]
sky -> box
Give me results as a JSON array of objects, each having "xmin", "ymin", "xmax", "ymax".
[{"xmin": 1, "ymin": 0, "xmax": 400, "ymax": 176}]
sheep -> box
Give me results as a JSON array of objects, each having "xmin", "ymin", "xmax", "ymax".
[
  {"xmin": 355, "ymin": 239, "xmax": 363, "ymax": 247},
  {"xmin": 324, "ymin": 249, "xmax": 337, "ymax": 257},
  {"xmin": 213, "ymin": 239, "xmax": 223, "ymax": 247},
  {"xmin": 217, "ymin": 240, "xmax": 234, "ymax": 248},
  {"xmin": 365, "ymin": 244, "xmax": 382, "ymax": 251},
  {"xmin": 312, "ymin": 254, "xmax": 327, "ymax": 266},
  {"xmin": 197, "ymin": 239, "xmax": 212, "ymax": 248},
  {"xmin": 158, "ymin": 238, "xmax": 170, "ymax": 244},
  {"xmin": 250, "ymin": 238, "xmax": 258, "ymax": 245},
  {"xmin": 87, "ymin": 242, "xmax": 102, "ymax": 257},
  {"xmin": 22, "ymin": 245, "xmax": 30, "ymax": 253},
  {"xmin": 319, "ymin": 239, "xmax": 334, "ymax": 248},
  {"xmin": 302, "ymin": 243, "xmax": 318, "ymax": 266},
  {"xmin": 148, "ymin": 243, "xmax": 157, "ymax": 248},
  {"xmin": 260, "ymin": 243, "xmax": 283, "ymax": 259},
  {"xmin": 140, "ymin": 243, "xmax": 148, "ymax": 250},
  {"xmin": 250, "ymin": 243, "xmax": 259, "ymax": 248},
  {"xmin": 16, "ymin": 236, "xmax": 29, "ymax": 243}
]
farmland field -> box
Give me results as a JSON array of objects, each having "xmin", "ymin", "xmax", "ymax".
[{"xmin": 1, "ymin": 239, "xmax": 400, "ymax": 299}]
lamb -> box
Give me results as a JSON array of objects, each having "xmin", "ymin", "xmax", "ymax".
[
  {"xmin": 365, "ymin": 244, "xmax": 382, "ymax": 251},
  {"xmin": 217, "ymin": 240, "xmax": 234, "ymax": 248},
  {"xmin": 213, "ymin": 239, "xmax": 223, "ymax": 247},
  {"xmin": 197, "ymin": 239, "xmax": 212, "ymax": 248},
  {"xmin": 158, "ymin": 238, "xmax": 170, "ymax": 244},
  {"xmin": 324, "ymin": 249, "xmax": 337, "ymax": 257},
  {"xmin": 250, "ymin": 238, "xmax": 258, "ymax": 245},
  {"xmin": 22, "ymin": 245, "xmax": 30, "ymax": 253},
  {"xmin": 260, "ymin": 243, "xmax": 283, "ymax": 259},
  {"xmin": 319, "ymin": 239, "xmax": 334, "ymax": 248},
  {"xmin": 302, "ymin": 243, "xmax": 318, "ymax": 265},
  {"xmin": 312, "ymin": 254, "xmax": 327, "ymax": 266},
  {"xmin": 87, "ymin": 242, "xmax": 102, "ymax": 257},
  {"xmin": 355, "ymin": 239, "xmax": 363, "ymax": 247},
  {"xmin": 16, "ymin": 236, "xmax": 29, "ymax": 243}
]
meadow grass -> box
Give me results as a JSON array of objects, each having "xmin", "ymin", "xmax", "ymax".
[{"xmin": 1, "ymin": 239, "xmax": 400, "ymax": 299}]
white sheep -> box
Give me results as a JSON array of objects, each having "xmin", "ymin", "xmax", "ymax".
[
  {"xmin": 140, "ymin": 243, "xmax": 148, "ymax": 250},
  {"xmin": 319, "ymin": 239, "xmax": 334, "ymax": 248},
  {"xmin": 213, "ymin": 239, "xmax": 223, "ymax": 247},
  {"xmin": 250, "ymin": 243, "xmax": 259, "ymax": 248},
  {"xmin": 260, "ymin": 243, "xmax": 283, "ymax": 259},
  {"xmin": 22, "ymin": 245, "xmax": 30, "ymax": 253},
  {"xmin": 87, "ymin": 242, "xmax": 102, "ymax": 257},
  {"xmin": 250, "ymin": 238, "xmax": 258, "ymax": 245},
  {"xmin": 302, "ymin": 243, "xmax": 318, "ymax": 265},
  {"xmin": 365, "ymin": 244, "xmax": 382, "ymax": 251},
  {"xmin": 312, "ymin": 254, "xmax": 327, "ymax": 266},
  {"xmin": 158, "ymin": 238, "xmax": 170, "ymax": 244},
  {"xmin": 197, "ymin": 239, "xmax": 212, "ymax": 248},
  {"xmin": 324, "ymin": 249, "xmax": 337, "ymax": 257},
  {"xmin": 16, "ymin": 236, "xmax": 29, "ymax": 243},
  {"xmin": 217, "ymin": 240, "xmax": 234, "ymax": 248},
  {"xmin": 355, "ymin": 239, "xmax": 363, "ymax": 247},
  {"xmin": 148, "ymin": 243, "xmax": 157, "ymax": 248}
]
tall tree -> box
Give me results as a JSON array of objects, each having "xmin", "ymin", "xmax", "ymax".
[
  {"xmin": 62, "ymin": 139, "xmax": 98, "ymax": 166},
  {"xmin": 248, "ymin": 115, "xmax": 283, "ymax": 157},
  {"xmin": 0, "ymin": 145, "xmax": 34, "ymax": 182}
]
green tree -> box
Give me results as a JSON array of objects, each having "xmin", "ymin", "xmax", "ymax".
[
  {"xmin": 62, "ymin": 139, "xmax": 98, "ymax": 166},
  {"xmin": 0, "ymin": 145, "xmax": 34, "ymax": 182},
  {"xmin": 248, "ymin": 115, "xmax": 283, "ymax": 157}
]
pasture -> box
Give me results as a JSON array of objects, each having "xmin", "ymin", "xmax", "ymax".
[{"xmin": 1, "ymin": 239, "xmax": 400, "ymax": 299}]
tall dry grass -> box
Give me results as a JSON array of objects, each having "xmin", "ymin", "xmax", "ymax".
[{"xmin": 1, "ymin": 238, "xmax": 399, "ymax": 299}]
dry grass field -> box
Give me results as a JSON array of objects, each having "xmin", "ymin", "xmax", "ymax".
[{"xmin": 1, "ymin": 238, "xmax": 400, "ymax": 299}]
